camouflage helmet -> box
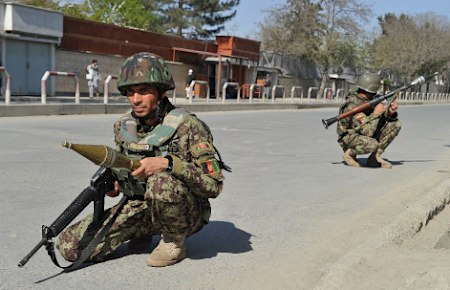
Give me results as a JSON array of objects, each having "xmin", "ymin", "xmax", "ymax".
[
  {"xmin": 117, "ymin": 52, "xmax": 175, "ymax": 96},
  {"xmin": 357, "ymin": 72, "xmax": 381, "ymax": 94}
]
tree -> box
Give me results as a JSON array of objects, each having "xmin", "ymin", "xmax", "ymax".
[
  {"xmin": 260, "ymin": 0, "xmax": 322, "ymax": 58},
  {"xmin": 18, "ymin": 0, "xmax": 163, "ymax": 32},
  {"xmin": 260, "ymin": 0, "xmax": 372, "ymax": 98},
  {"xmin": 17, "ymin": 0, "xmax": 60, "ymax": 10},
  {"xmin": 17, "ymin": 0, "xmax": 239, "ymax": 39},
  {"xmin": 315, "ymin": 0, "xmax": 372, "ymax": 98},
  {"xmin": 60, "ymin": 2, "xmax": 90, "ymax": 20},
  {"xmin": 373, "ymin": 12, "xmax": 450, "ymax": 90},
  {"xmin": 87, "ymin": 0, "xmax": 162, "ymax": 31},
  {"xmin": 159, "ymin": 0, "xmax": 240, "ymax": 39}
]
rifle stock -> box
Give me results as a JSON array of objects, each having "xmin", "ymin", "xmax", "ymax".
[{"xmin": 322, "ymin": 75, "xmax": 429, "ymax": 129}]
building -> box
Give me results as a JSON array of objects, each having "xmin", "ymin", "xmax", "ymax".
[
  {"xmin": 0, "ymin": 2, "xmax": 263, "ymax": 98},
  {"xmin": 0, "ymin": 2, "xmax": 62, "ymax": 95}
]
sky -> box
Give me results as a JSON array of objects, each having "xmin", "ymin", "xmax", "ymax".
[{"xmin": 226, "ymin": 0, "xmax": 450, "ymax": 39}]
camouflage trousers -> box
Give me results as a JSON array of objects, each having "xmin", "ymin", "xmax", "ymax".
[
  {"xmin": 56, "ymin": 172, "xmax": 207, "ymax": 262},
  {"xmin": 339, "ymin": 119, "xmax": 401, "ymax": 155}
]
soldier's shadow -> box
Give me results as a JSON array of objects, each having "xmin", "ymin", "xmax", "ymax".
[
  {"xmin": 110, "ymin": 220, "xmax": 253, "ymax": 260},
  {"xmin": 333, "ymin": 158, "xmax": 435, "ymax": 167},
  {"xmin": 35, "ymin": 221, "xmax": 252, "ymax": 283},
  {"xmin": 358, "ymin": 157, "xmax": 402, "ymax": 167},
  {"xmin": 187, "ymin": 221, "xmax": 253, "ymax": 259},
  {"xmin": 359, "ymin": 158, "xmax": 435, "ymax": 167}
]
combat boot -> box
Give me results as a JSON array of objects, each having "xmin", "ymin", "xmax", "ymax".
[
  {"xmin": 342, "ymin": 149, "xmax": 360, "ymax": 167},
  {"xmin": 128, "ymin": 236, "xmax": 153, "ymax": 250},
  {"xmin": 146, "ymin": 233, "xmax": 187, "ymax": 267},
  {"xmin": 367, "ymin": 149, "xmax": 392, "ymax": 169}
]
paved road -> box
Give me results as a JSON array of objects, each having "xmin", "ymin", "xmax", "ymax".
[{"xmin": 1, "ymin": 104, "xmax": 450, "ymax": 289}]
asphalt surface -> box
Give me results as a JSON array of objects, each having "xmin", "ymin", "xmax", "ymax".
[{"xmin": 1, "ymin": 104, "xmax": 450, "ymax": 289}]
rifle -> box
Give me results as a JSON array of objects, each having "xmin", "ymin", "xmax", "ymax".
[
  {"xmin": 18, "ymin": 167, "xmax": 114, "ymax": 269},
  {"xmin": 18, "ymin": 141, "xmax": 141, "ymax": 270},
  {"xmin": 321, "ymin": 74, "xmax": 434, "ymax": 129}
]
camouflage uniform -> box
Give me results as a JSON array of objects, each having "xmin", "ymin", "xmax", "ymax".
[
  {"xmin": 56, "ymin": 53, "xmax": 224, "ymax": 262},
  {"xmin": 336, "ymin": 91, "xmax": 401, "ymax": 155}
]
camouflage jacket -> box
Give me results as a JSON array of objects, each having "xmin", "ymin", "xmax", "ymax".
[
  {"xmin": 113, "ymin": 108, "xmax": 224, "ymax": 200},
  {"xmin": 336, "ymin": 91, "xmax": 398, "ymax": 140}
]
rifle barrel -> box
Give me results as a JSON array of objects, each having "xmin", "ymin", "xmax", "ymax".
[{"xmin": 18, "ymin": 238, "xmax": 46, "ymax": 267}]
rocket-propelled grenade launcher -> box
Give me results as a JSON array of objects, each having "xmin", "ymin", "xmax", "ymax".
[
  {"xmin": 321, "ymin": 73, "xmax": 437, "ymax": 129},
  {"xmin": 62, "ymin": 141, "xmax": 141, "ymax": 170}
]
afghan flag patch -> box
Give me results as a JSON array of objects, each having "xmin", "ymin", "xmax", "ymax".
[
  {"xmin": 355, "ymin": 112, "xmax": 367, "ymax": 124},
  {"xmin": 201, "ymin": 159, "xmax": 220, "ymax": 175}
]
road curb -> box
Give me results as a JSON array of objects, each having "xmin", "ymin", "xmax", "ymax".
[
  {"xmin": 313, "ymin": 177, "xmax": 450, "ymax": 290},
  {"xmin": 0, "ymin": 102, "xmax": 341, "ymax": 117},
  {"xmin": 0, "ymin": 101, "xmax": 432, "ymax": 118}
]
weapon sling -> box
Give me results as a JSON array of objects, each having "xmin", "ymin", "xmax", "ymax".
[{"xmin": 46, "ymin": 195, "xmax": 128, "ymax": 272}]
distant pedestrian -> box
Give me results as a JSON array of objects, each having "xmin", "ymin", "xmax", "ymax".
[
  {"xmin": 86, "ymin": 59, "xmax": 101, "ymax": 98},
  {"xmin": 185, "ymin": 69, "xmax": 195, "ymax": 99},
  {"xmin": 263, "ymin": 74, "xmax": 271, "ymax": 99}
]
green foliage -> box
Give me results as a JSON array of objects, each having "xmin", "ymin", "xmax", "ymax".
[
  {"xmin": 159, "ymin": 0, "xmax": 240, "ymax": 39},
  {"xmin": 261, "ymin": 0, "xmax": 371, "ymax": 68},
  {"xmin": 373, "ymin": 12, "xmax": 450, "ymax": 83},
  {"xmin": 60, "ymin": 2, "xmax": 90, "ymax": 19},
  {"xmin": 260, "ymin": 0, "xmax": 322, "ymax": 59},
  {"xmin": 17, "ymin": 0, "xmax": 60, "ymax": 10},
  {"xmin": 86, "ymin": 0, "xmax": 162, "ymax": 31}
]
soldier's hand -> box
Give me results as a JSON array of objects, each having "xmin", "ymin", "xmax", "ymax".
[
  {"xmin": 373, "ymin": 103, "xmax": 385, "ymax": 116},
  {"xmin": 106, "ymin": 181, "xmax": 120, "ymax": 197},
  {"xmin": 131, "ymin": 157, "xmax": 168, "ymax": 178},
  {"xmin": 388, "ymin": 100, "xmax": 398, "ymax": 116}
]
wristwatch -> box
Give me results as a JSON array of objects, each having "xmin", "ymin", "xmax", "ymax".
[{"xmin": 164, "ymin": 155, "xmax": 173, "ymax": 172}]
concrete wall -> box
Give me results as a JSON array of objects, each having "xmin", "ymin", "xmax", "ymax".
[
  {"xmin": 54, "ymin": 49, "xmax": 202, "ymax": 98},
  {"xmin": 278, "ymin": 77, "xmax": 321, "ymax": 98},
  {"xmin": 54, "ymin": 50, "xmax": 124, "ymax": 97},
  {"xmin": 53, "ymin": 49, "xmax": 331, "ymax": 100}
]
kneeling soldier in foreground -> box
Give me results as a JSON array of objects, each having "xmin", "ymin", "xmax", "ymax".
[{"xmin": 57, "ymin": 52, "xmax": 226, "ymax": 267}]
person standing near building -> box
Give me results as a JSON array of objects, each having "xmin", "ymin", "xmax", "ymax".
[
  {"xmin": 86, "ymin": 59, "xmax": 101, "ymax": 98},
  {"xmin": 263, "ymin": 74, "xmax": 271, "ymax": 99},
  {"xmin": 185, "ymin": 69, "xmax": 195, "ymax": 99}
]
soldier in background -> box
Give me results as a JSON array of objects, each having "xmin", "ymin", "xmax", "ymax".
[
  {"xmin": 336, "ymin": 72, "xmax": 401, "ymax": 168},
  {"xmin": 57, "ymin": 52, "xmax": 227, "ymax": 267}
]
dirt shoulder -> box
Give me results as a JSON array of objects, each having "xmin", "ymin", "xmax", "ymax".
[{"xmin": 313, "ymin": 175, "xmax": 450, "ymax": 290}]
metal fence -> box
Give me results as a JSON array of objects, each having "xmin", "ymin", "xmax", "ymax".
[{"xmin": 3, "ymin": 78, "xmax": 450, "ymax": 105}]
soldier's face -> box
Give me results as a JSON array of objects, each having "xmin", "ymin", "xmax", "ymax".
[
  {"xmin": 367, "ymin": 92, "xmax": 377, "ymax": 100},
  {"xmin": 126, "ymin": 84, "xmax": 159, "ymax": 118}
]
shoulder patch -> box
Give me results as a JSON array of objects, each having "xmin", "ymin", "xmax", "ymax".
[
  {"xmin": 191, "ymin": 142, "xmax": 215, "ymax": 158},
  {"xmin": 201, "ymin": 159, "xmax": 220, "ymax": 175},
  {"xmin": 355, "ymin": 112, "xmax": 368, "ymax": 124}
]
